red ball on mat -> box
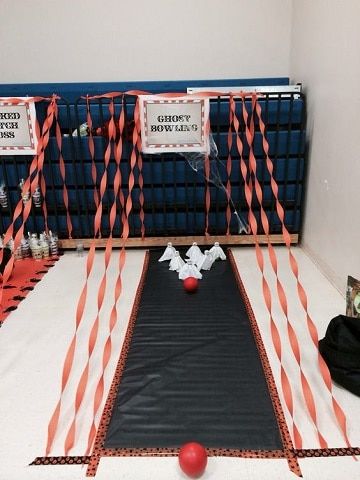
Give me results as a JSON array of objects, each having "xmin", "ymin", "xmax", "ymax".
[
  {"xmin": 183, "ymin": 277, "xmax": 198, "ymax": 293},
  {"xmin": 179, "ymin": 442, "xmax": 207, "ymax": 478}
]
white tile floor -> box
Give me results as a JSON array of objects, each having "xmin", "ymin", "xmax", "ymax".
[{"xmin": 0, "ymin": 246, "xmax": 359, "ymax": 480}]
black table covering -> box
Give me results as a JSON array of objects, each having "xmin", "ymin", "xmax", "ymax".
[{"xmin": 105, "ymin": 250, "xmax": 282, "ymax": 450}]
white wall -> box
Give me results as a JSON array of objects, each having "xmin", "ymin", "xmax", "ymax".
[
  {"xmin": 290, "ymin": 0, "xmax": 360, "ymax": 293},
  {"xmin": 0, "ymin": 0, "xmax": 292, "ymax": 83}
]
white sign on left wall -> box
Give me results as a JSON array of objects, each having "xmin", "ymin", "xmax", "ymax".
[{"xmin": 0, "ymin": 98, "xmax": 38, "ymax": 155}]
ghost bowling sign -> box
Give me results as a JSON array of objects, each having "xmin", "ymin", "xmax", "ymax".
[
  {"xmin": 0, "ymin": 98, "xmax": 38, "ymax": 155},
  {"xmin": 139, "ymin": 96, "xmax": 210, "ymax": 153}
]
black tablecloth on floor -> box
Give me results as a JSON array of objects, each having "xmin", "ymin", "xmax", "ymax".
[{"xmin": 105, "ymin": 250, "xmax": 282, "ymax": 450}]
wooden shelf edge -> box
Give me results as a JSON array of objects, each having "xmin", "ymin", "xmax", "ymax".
[{"xmin": 59, "ymin": 234, "xmax": 298, "ymax": 249}]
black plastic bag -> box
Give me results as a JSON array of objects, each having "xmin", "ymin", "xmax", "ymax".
[{"xmin": 319, "ymin": 315, "xmax": 360, "ymax": 397}]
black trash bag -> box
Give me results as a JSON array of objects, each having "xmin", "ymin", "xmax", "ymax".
[
  {"xmin": 319, "ymin": 315, "xmax": 360, "ymax": 397},
  {"xmin": 0, "ymin": 247, "xmax": 12, "ymax": 275}
]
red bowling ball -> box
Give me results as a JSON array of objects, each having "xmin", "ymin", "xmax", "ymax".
[
  {"xmin": 178, "ymin": 442, "xmax": 207, "ymax": 478},
  {"xmin": 183, "ymin": 277, "xmax": 198, "ymax": 293}
]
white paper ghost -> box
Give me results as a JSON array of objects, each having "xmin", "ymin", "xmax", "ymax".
[
  {"xmin": 178, "ymin": 259, "xmax": 202, "ymax": 280},
  {"xmin": 186, "ymin": 242, "xmax": 203, "ymax": 264},
  {"xmin": 196, "ymin": 250, "xmax": 215, "ymax": 271},
  {"xmin": 169, "ymin": 251, "xmax": 185, "ymax": 272},
  {"xmin": 159, "ymin": 242, "xmax": 176, "ymax": 262},
  {"xmin": 209, "ymin": 242, "xmax": 226, "ymax": 260}
]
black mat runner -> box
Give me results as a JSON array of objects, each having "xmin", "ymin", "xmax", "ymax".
[{"xmin": 105, "ymin": 250, "xmax": 282, "ymax": 450}]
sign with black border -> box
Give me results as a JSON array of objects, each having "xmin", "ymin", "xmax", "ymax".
[
  {"xmin": 139, "ymin": 96, "xmax": 209, "ymax": 154},
  {"xmin": 0, "ymin": 98, "xmax": 38, "ymax": 155}
]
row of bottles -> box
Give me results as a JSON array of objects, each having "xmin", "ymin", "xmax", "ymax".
[
  {"xmin": 0, "ymin": 181, "xmax": 41, "ymax": 209},
  {"xmin": 0, "ymin": 231, "xmax": 59, "ymax": 260}
]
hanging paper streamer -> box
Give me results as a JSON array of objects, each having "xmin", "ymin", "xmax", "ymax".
[
  {"xmin": 134, "ymin": 102, "xmax": 146, "ymax": 238},
  {"xmin": 53, "ymin": 101, "xmax": 73, "ymax": 238},
  {"xmin": 253, "ymin": 96, "xmax": 353, "ymax": 451},
  {"xmin": 225, "ymin": 104, "xmax": 234, "ymax": 234},
  {"xmin": 85, "ymin": 94, "xmax": 138, "ymax": 456},
  {"xmin": 46, "ymin": 94, "xmax": 120, "ymax": 457},
  {"xmin": 85, "ymin": 96, "xmax": 100, "ymax": 211},
  {"xmin": 63, "ymin": 97, "xmax": 122, "ymax": 456},
  {"xmin": 240, "ymin": 94, "xmax": 327, "ymax": 449},
  {"xmin": 231, "ymin": 94, "xmax": 303, "ymax": 450}
]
